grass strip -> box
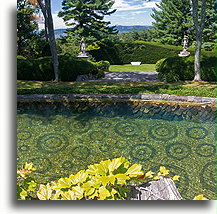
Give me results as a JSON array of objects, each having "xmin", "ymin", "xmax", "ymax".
[
  {"xmin": 109, "ymin": 64, "xmax": 156, "ymax": 72},
  {"xmin": 17, "ymin": 81, "xmax": 215, "ymax": 97}
]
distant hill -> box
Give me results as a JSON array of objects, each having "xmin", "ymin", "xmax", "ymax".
[
  {"xmin": 54, "ymin": 25, "xmax": 153, "ymax": 38},
  {"xmin": 54, "ymin": 29, "xmax": 67, "ymax": 39},
  {"xmin": 114, "ymin": 25, "xmax": 153, "ymax": 33}
]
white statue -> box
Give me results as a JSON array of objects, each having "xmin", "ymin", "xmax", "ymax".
[
  {"xmin": 178, "ymin": 35, "xmax": 190, "ymax": 57},
  {"xmin": 80, "ymin": 38, "xmax": 87, "ymax": 54},
  {"xmin": 183, "ymin": 35, "xmax": 189, "ymax": 51},
  {"xmin": 77, "ymin": 38, "xmax": 90, "ymax": 59}
]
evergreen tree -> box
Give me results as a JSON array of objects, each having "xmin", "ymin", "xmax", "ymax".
[
  {"xmin": 17, "ymin": 0, "xmax": 39, "ymax": 56},
  {"xmin": 202, "ymin": 0, "xmax": 216, "ymax": 42},
  {"xmin": 151, "ymin": 0, "xmax": 192, "ymax": 46},
  {"xmin": 151, "ymin": 0, "xmax": 216, "ymax": 46},
  {"xmin": 58, "ymin": 0, "xmax": 117, "ymax": 45}
]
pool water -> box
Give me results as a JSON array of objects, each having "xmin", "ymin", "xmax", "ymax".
[{"xmin": 17, "ymin": 101, "xmax": 216, "ymax": 200}]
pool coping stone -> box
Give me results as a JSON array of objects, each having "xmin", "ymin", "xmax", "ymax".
[{"xmin": 17, "ymin": 93, "xmax": 216, "ymax": 105}]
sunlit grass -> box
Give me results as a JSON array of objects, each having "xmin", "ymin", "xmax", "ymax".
[
  {"xmin": 17, "ymin": 80, "xmax": 216, "ymax": 97},
  {"xmin": 109, "ymin": 64, "xmax": 156, "ymax": 72}
]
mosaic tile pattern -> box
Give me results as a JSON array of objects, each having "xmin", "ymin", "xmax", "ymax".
[{"xmin": 17, "ymin": 102, "xmax": 216, "ymax": 200}]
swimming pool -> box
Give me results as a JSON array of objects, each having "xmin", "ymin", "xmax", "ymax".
[{"xmin": 17, "ymin": 99, "xmax": 216, "ymax": 200}]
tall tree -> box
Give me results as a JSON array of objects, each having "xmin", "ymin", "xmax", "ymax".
[
  {"xmin": 17, "ymin": 0, "xmax": 39, "ymax": 56},
  {"xmin": 201, "ymin": 0, "xmax": 216, "ymax": 43},
  {"xmin": 58, "ymin": 0, "xmax": 117, "ymax": 45},
  {"xmin": 191, "ymin": 0, "xmax": 207, "ymax": 81},
  {"xmin": 37, "ymin": 0, "xmax": 59, "ymax": 81},
  {"xmin": 151, "ymin": 0, "xmax": 215, "ymax": 45},
  {"xmin": 151, "ymin": 0, "xmax": 192, "ymax": 46}
]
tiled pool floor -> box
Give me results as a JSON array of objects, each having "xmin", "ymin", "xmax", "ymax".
[{"xmin": 17, "ymin": 111, "xmax": 216, "ymax": 200}]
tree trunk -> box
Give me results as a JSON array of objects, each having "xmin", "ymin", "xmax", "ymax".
[
  {"xmin": 191, "ymin": 0, "xmax": 207, "ymax": 82},
  {"xmin": 37, "ymin": 0, "xmax": 59, "ymax": 81},
  {"xmin": 46, "ymin": 0, "xmax": 59, "ymax": 81},
  {"xmin": 194, "ymin": 32, "xmax": 202, "ymax": 81}
]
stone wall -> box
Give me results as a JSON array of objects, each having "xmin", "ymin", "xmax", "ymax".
[{"xmin": 17, "ymin": 94, "xmax": 216, "ymax": 124}]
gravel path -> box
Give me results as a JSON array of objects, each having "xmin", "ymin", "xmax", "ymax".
[{"xmin": 94, "ymin": 71, "xmax": 159, "ymax": 82}]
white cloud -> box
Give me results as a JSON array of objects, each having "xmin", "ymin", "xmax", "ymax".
[
  {"xmin": 38, "ymin": 13, "xmax": 69, "ymax": 30},
  {"xmin": 112, "ymin": 10, "xmax": 147, "ymax": 17},
  {"xmin": 142, "ymin": 1, "xmax": 161, "ymax": 9},
  {"xmin": 132, "ymin": 10, "xmax": 147, "ymax": 15},
  {"xmin": 112, "ymin": 0, "xmax": 160, "ymax": 11},
  {"xmin": 52, "ymin": 13, "xmax": 69, "ymax": 29}
]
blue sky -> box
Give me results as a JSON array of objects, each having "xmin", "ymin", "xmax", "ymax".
[{"xmin": 47, "ymin": 0, "xmax": 161, "ymax": 29}]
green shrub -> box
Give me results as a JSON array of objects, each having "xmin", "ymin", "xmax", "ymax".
[
  {"xmin": 17, "ymin": 55, "xmax": 27, "ymax": 60},
  {"xmin": 36, "ymin": 56, "xmax": 54, "ymax": 80},
  {"xmin": 17, "ymin": 56, "xmax": 54, "ymax": 81},
  {"xmin": 90, "ymin": 41, "xmax": 215, "ymax": 65},
  {"xmin": 17, "ymin": 55, "xmax": 100, "ymax": 81},
  {"xmin": 90, "ymin": 41, "xmax": 185, "ymax": 65},
  {"xmin": 157, "ymin": 55, "xmax": 216, "ymax": 82},
  {"xmin": 90, "ymin": 60, "xmax": 110, "ymax": 79},
  {"xmin": 201, "ymin": 56, "xmax": 216, "ymax": 82},
  {"xmin": 158, "ymin": 71, "xmax": 180, "ymax": 83},
  {"xmin": 58, "ymin": 44, "xmax": 80, "ymax": 57},
  {"xmin": 89, "ymin": 43, "xmax": 122, "ymax": 65},
  {"xmin": 95, "ymin": 60, "xmax": 110, "ymax": 72},
  {"xmin": 96, "ymin": 69, "xmax": 105, "ymax": 78},
  {"xmin": 155, "ymin": 58, "xmax": 166, "ymax": 72},
  {"xmin": 58, "ymin": 55, "xmax": 98, "ymax": 81}
]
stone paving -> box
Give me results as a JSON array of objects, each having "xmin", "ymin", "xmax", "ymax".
[
  {"xmin": 17, "ymin": 93, "xmax": 216, "ymax": 105},
  {"xmin": 92, "ymin": 71, "xmax": 159, "ymax": 82}
]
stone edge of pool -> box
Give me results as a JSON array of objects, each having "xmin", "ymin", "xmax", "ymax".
[{"xmin": 17, "ymin": 93, "xmax": 216, "ymax": 105}]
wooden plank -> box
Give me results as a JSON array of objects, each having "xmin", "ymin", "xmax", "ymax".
[{"xmin": 128, "ymin": 176, "xmax": 183, "ymax": 200}]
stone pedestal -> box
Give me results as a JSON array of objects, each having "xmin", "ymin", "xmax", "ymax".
[
  {"xmin": 178, "ymin": 49, "xmax": 190, "ymax": 57},
  {"xmin": 77, "ymin": 52, "xmax": 90, "ymax": 60},
  {"xmin": 77, "ymin": 38, "xmax": 91, "ymax": 60}
]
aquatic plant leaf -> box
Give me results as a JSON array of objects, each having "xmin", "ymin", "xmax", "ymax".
[
  {"xmin": 37, "ymin": 184, "xmax": 52, "ymax": 200},
  {"xmin": 61, "ymin": 190, "xmax": 75, "ymax": 200},
  {"xmin": 115, "ymin": 174, "xmax": 129, "ymax": 184},
  {"xmin": 84, "ymin": 187, "xmax": 95, "ymax": 196},
  {"xmin": 96, "ymin": 162, "xmax": 109, "ymax": 176},
  {"xmin": 24, "ymin": 162, "xmax": 36, "ymax": 171},
  {"xmin": 153, "ymin": 176, "xmax": 160, "ymax": 180},
  {"xmin": 126, "ymin": 163, "xmax": 143, "ymax": 177},
  {"xmin": 172, "ymin": 175, "xmax": 180, "ymax": 181},
  {"xmin": 71, "ymin": 186, "xmax": 84, "ymax": 200},
  {"xmin": 86, "ymin": 164, "xmax": 99, "ymax": 175},
  {"xmin": 87, "ymin": 177, "xmax": 101, "ymax": 189},
  {"xmin": 98, "ymin": 186, "xmax": 110, "ymax": 200},
  {"xmin": 88, "ymin": 190, "xmax": 99, "ymax": 199},
  {"xmin": 71, "ymin": 170, "xmax": 88, "ymax": 184},
  {"xmin": 193, "ymin": 194, "xmax": 208, "ymax": 200},
  {"xmin": 108, "ymin": 174, "xmax": 116, "ymax": 184},
  {"xmin": 20, "ymin": 189, "xmax": 28, "ymax": 200},
  {"xmin": 145, "ymin": 171, "xmax": 154, "ymax": 178},
  {"xmin": 99, "ymin": 176, "xmax": 110, "ymax": 186},
  {"xmin": 108, "ymin": 157, "xmax": 124, "ymax": 173},
  {"xmin": 27, "ymin": 180, "xmax": 37, "ymax": 191},
  {"xmin": 159, "ymin": 166, "xmax": 169, "ymax": 176},
  {"xmin": 58, "ymin": 178, "xmax": 72, "ymax": 188}
]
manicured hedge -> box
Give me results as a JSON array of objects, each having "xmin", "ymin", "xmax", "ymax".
[
  {"xmin": 157, "ymin": 55, "xmax": 216, "ymax": 82},
  {"xmin": 89, "ymin": 41, "xmax": 215, "ymax": 65},
  {"xmin": 89, "ymin": 41, "xmax": 185, "ymax": 64},
  {"xmin": 89, "ymin": 43, "xmax": 122, "ymax": 65},
  {"xmin": 17, "ymin": 56, "xmax": 54, "ymax": 81},
  {"xmin": 17, "ymin": 55, "xmax": 102, "ymax": 81},
  {"xmin": 58, "ymin": 55, "xmax": 98, "ymax": 81}
]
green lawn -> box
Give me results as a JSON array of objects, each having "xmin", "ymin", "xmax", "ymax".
[
  {"xmin": 17, "ymin": 80, "xmax": 216, "ymax": 98},
  {"xmin": 109, "ymin": 64, "xmax": 156, "ymax": 72}
]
